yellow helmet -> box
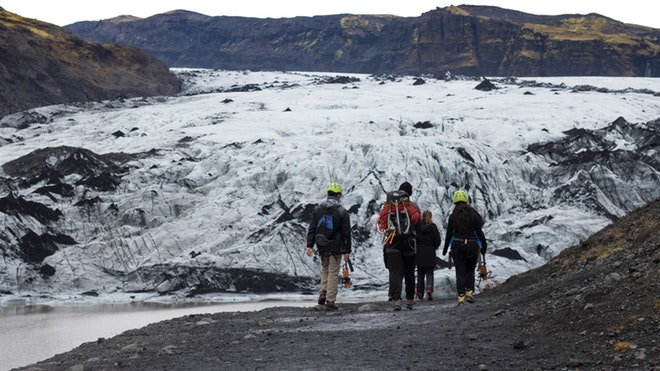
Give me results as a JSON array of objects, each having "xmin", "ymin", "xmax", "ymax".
[
  {"xmin": 452, "ymin": 189, "xmax": 469, "ymax": 203},
  {"xmin": 326, "ymin": 182, "xmax": 342, "ymax": 194}
]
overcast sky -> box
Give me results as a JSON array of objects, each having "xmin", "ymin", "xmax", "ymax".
[{"xmin": 2, "ymin": 0, "xmax": 659, "ymax": 28}]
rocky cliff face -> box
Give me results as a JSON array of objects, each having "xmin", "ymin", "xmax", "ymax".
[
  {"xmin": 65, "ymin": 6, "xmax": 660, "ymax": 77},
  {"xmin": 0, "ymin": 8, "xmax": 181, "ymax": 118}
]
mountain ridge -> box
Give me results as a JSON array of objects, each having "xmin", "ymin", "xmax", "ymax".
[
  {"xmin": 65, "ymin": 5, "xmax": 660, "ymax": 77},
  {"xmin": 0, "ymin": 7, "xmax": 181, "ymax": 118}
]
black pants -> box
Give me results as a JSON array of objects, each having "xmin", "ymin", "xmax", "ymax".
[
  {"xmin": 416, "ymin": 266, "xmax": 434, "ymax": 297},
  {"xmin": 451, "ymin": 241, "xmax": 479, "ymax": 296},
  {"xmin": 386, "ymin": 249, "xmax": 416, "ymax": 301}
]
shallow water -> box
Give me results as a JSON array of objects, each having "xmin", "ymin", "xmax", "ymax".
[{"xmin": 0, "ymin": 299, "xmax": 313, "ymax": 370}]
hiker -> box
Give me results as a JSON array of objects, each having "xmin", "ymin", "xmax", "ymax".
[
  {"xmin": 306, "ymin": 182, "xmax": 352, "ymax": 311},
  {"xmin": 376, "ymin": 181, "xmax": 421, "ymax": 310},
  {"xmin": 442, "ymin": 189, "xmax": 487, "ymax": 306},
  {"xmin": 415, "ymin": 210, "xmax": 441, "ymax": 301}
]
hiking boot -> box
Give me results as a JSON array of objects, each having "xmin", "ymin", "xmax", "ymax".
[
  {"xmin": 406, "ymin": 299, "xmax": 414, "ymax": 310},
  {"xmin": 457, "ymin": 294, "xmax": 465, "ymax": 307},
  {"xmin": 392, "ymin": 299, "xmax": 402, "ymax": 311},
  {"xmin": 325, "ymin": 301, "xmax": 338, "ymax": 311},
  {"xmin": 465, "ymin": 289, "xmax": 475, "ymax": 303},
  {"xmin": 426, "ymin": 289, "xmax": 433, "ymax": 301},
  {"xmin": 415, "ymin": 295, "xmax": 423, "ymax": 302},
  {"xmin": 318, "ymin": 290, "xmax": 327, "ymax": 305}
]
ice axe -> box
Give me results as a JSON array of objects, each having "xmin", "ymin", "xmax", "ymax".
[
  {"xmin": 477, "ymin": 252, "xmax": 494, "ymax": 289},
  {"xmin": 342, "ymin": 257, "xmax": 354, "ymax": 288}
]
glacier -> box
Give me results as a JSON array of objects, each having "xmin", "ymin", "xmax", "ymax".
[{"xmin": 0, "ymin": 69, "xmax": 658, "ymax": 304}]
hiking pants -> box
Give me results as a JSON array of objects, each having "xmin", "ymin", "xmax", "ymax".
[
  {"xmin": 416, "ymin": 266, "xmax": 434, "ymax": 297},
  {"xmin": 386, "ymin": 249, "xmax": 416, "ymax": 301},
  {"xmin": 451, "ymin": 242, "xmax": 479, "ymax": 296},
  {"xmin": 320, "ymin": 253, "xmax": 342, "ymax": 302}
]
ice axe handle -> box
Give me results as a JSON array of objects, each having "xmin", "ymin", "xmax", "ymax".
[
  {"xmin": 347, "ymin": 258, "xmax": 354, "ymax": 272},
  {"xmin": 478, "ymin": 252, "xmax": 488, "ymax": 280}
]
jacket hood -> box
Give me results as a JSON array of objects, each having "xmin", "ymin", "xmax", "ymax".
[{"xmin": 321, "ymin": 196, "xmax": 340, "ymax": 208}]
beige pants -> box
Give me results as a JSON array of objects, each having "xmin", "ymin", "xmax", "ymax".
[{"xmin": 320, "ymin": 253, "xmax": 342, "ymax": 302}]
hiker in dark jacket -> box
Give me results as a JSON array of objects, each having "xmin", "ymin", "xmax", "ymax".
[
  {"xmin": 376, "ymin": 181, "xmax": 421, "ymax": 311},
  {"xmin": 442, "ymin": 189, "xmax": 487, "ymax": 306},
  {"xmin": 415, "ymin": 210, "xmax": 441, "ymax": 301},
  {"xmin": 306, "ymin": 182, "xmax": 352, "ymax": 311}
]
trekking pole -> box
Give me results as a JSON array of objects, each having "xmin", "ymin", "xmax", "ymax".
[{"xmin": 347, "ymin": 257, "xmax": 354, "ymax": 272}]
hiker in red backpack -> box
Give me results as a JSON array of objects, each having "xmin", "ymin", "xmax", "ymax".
[
  {"xmin": 306, "ymin": 182, "xmax": 352, "ymax": 311},
  {"xmin": 442, "ymin": 189, "xmax": 487, "ymax": 306},
  {"xmin": 415, "ymin": 210, "xmax": 441, "ymax": 301},
  {"xmin": 376, "ymin": 182, "xmax": 421, "ymax": 311}
]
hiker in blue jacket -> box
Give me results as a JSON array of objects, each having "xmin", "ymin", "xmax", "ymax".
[
  {"xmin": 442, "ymin": 189, "xmax": 487, "ymax": 306},
  {"xmin": 306, "ymin": 182, "xmax": 352, "ymax": 311}
]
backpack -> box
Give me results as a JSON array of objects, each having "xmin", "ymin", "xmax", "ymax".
[
  {"xmin": 315, "ymin": 207, "xmax": 336, "ymax": 247},
  {"xmin": 385, "ymin": 190, "xmax": 411, "ymax": 236}
]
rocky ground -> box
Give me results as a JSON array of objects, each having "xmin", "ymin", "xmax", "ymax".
[{"xmin": 14, "ymin": 199, "xmax": 659, "ymax": 371}]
